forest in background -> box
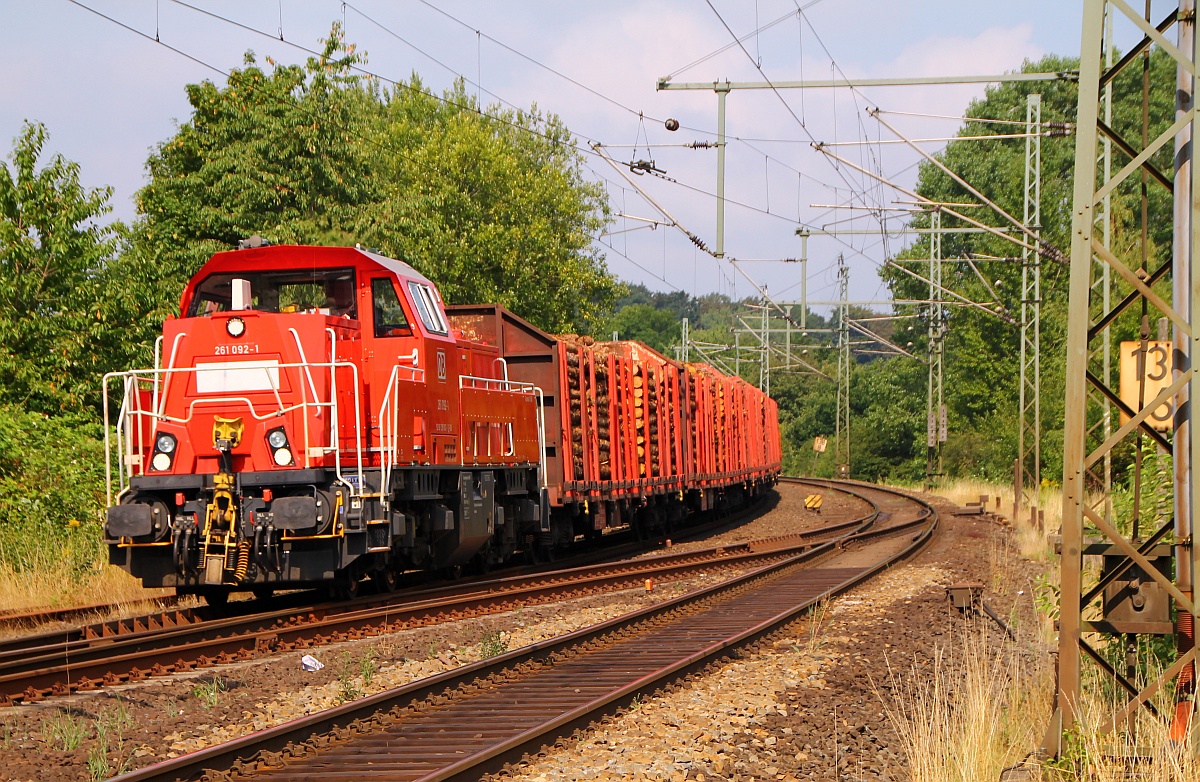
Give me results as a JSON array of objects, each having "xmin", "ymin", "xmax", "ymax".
[{"xmin": 0, "ymin": 33, "xmax": 1180, "ymax": 574}]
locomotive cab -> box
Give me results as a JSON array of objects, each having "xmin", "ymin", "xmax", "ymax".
[{"xmin": 103, "ymin": 244, "xmax": 545, "ymax": 601}]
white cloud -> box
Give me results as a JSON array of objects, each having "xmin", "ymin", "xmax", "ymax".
[{"xmin": 879, "ymin": 23, "xmax": 1043, "ymax": 80}]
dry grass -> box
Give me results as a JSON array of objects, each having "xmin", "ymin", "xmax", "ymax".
[
  {"xmin": 0, "ymin": 561, "xmax": 169, "ymax": 615},
  {"xmin": 1052, "ymin": 659, "xmax": 1200, "ymax": 782},
  {"xmin": 889, "ymin": 477, "xmax": 1200, "ymax": 781},
  {"xmin": 932, "ymin": 477, "xmax": 1061, "ymax": 562},
  {"xmin": 880, "ymin": 476, "xmax": 1063, "ymax": 780},
  {"xmin": 1075, "ymin": 720, "xmax": 1199, "ymax": 781},
  {"xmin": 880, "ymin": 619, "xmax": 1054, "ymax": 782}
]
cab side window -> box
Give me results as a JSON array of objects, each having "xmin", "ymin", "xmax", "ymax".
[
  {"xmin": 371, "ymin": 278, "xmax": 412, "ymax": 338},
  {"xmin": 407, "ymin": 281, "xmax": 449, "ymax": 335}
]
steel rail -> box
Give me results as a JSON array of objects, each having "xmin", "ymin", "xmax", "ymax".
[
  {"xmin": 0, "ymin": 594, "xmax": 187, "ymax": 637},
  {"xmin": 0, "ymin": 531, "xmax": 847, "ymax": 704},
  {"xmin": 109, "ymin": 480, "xmax": 932, "ymax": 782},
  {"xmin": 0, "ymin": 480, "xmax": 839, "ymax": 662}
]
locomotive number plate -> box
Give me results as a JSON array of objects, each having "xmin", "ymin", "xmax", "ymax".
[{"xmin": 214, "ymin": 343, "xmax": 260, "ymax": 356}]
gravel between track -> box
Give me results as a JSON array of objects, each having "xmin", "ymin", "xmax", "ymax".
[{"xmin": 0, "ymin": 482, "xmax": 1046, "ymax": 781}]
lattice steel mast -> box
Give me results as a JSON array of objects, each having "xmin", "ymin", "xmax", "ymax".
[
  {"xmin": 1051, "ymin": 0, "xmax": 1198, "ymax": 754},
  {"xmin": 836, "ymin": 254, "xmax": 851, "ymax": 476},
  {"xmin": 926, "ymin": 210, "xmax": 946, "ymax": 488},
  {"xmin": 1018, "ymin": 94, "xmax": 1043, "ymax": 517}
]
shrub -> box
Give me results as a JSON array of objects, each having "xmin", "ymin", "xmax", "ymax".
[{"xmin": 0, "ymin": 405, "xmax": 107, "ymax": 575}]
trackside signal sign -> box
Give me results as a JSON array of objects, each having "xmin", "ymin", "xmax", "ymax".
[{"xmin": 1119, "ymin": 340, "xmax": 1174, "ymax": 432}]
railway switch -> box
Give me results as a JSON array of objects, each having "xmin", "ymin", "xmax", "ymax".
[{"xmin": 946, "ymin": 582, "xmax": 984, "ymax": 610}]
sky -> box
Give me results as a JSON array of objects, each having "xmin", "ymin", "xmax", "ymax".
[{"xmin": 0, "ymin": 1, "xmax": 1151, "ymax": 315}]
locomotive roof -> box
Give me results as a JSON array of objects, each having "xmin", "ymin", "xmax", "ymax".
[{"xmin": 194, "ymin": 244, "xmax": 437, "ymax": 287}]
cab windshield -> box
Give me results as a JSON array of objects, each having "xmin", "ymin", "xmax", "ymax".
[{"xmin": 189, "ymin": 269, "xmax": 358, "ymax": 319}]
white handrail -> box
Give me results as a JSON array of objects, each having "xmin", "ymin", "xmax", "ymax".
[
  {"xmin": 102, "ymin": 350, "xmax": 370, "ymax": 500},
  {"xmin": 102, "ymin": 371, "xmax": 125, "ymax": 506},
  {"xmin": 151, "ymin": 335, "xmax": 164, "ymax": 414},
  {"xmin": 289, "ymin": 327, "xmax": 323, "ymax": 405},
  {"xmin": 377, "ymin": 361, "xmax": 426, "ymax": 510},
  {"xmin": 456, "ymin": 373, "xmax": 543, "ymax": 485},
  {"xmin": 156, "ymin": 332, "xmax": 187, "ymax": 418},
  {"xmin": 105, "ymin": 349, "xmax": 542, "ymax": 506},
  {"xmin": 320, "ymin": 327, "xmax": 365, "ymax": 496},
  {"xmin": 458, "ymin": 374, "xmax": 537, "ymax": 393},
  {"xmin": 534, "ymin": 386, "xmax": 548, "ymax": 490},
  {"xmin": 377, "ymin": 365, "xmax": 397, "ymax": 509}
]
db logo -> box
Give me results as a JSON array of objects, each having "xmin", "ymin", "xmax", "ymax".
[{"xmin": 436, "ymin": 350, "xmax": 447, "ymax": 382}]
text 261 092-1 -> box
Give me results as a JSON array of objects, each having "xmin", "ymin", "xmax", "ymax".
[{"xmin": 214, "ymin": 343, "xmax": 259, "ymax": 356}]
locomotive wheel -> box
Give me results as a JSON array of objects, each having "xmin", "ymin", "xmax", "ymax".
[
  {"xmin": 375, "ymin": 568, "xmax": 399, "ymax": 593},
  {"xmin": 472, "ymin": 542, "xmax": 494, "ymax": 575},
  {"xmin": 251, "ymin": 586, "xmax": 274, "ymax": 600},
  {"xmin": 330, "ymin": 577, "xmax": 360, "ymax": 601},
  {"xmin": 202, "ymin": 589, "xmax": 231, "ymax": 608}
]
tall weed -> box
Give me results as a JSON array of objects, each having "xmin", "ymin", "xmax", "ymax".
[{"xmin": 880, "ymin": 622, "xmax": 1050, "ymax": 782}]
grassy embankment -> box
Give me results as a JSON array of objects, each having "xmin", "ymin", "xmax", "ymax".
[
  {"xmin": 885, "ymin": 478, "xmax": 1196, "ymax": 780},
  {"xmin": 0, "ymin": 407, "xmax": 171, "ymax": 617},
  {"xmin": 0, "ymin": 554, "xmax": 166, "ymax": 614}
]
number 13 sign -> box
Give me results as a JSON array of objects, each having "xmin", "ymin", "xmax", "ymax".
[{"xmin": 1119, "ymin": 341, "xmax": 1174, "ymax": 432}]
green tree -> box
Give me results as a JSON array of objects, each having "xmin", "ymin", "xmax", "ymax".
[
  {"xmin": 357, "ymin": 80, "xmax": 617, "ymax": 333},
  {"xmin": 128, "ymin": 25, "xmax": 618, "ymax": 335},
  {"xmin": 603, "ymin": 303, "xmax": 681, "ymax": 354},
  {"xmin": 871, "ymin": 51, "xmax": 1177, "ymax": 481},
  {"xmin": 0, "ymin": 122, "xmax": 120, "ymax": 414},
  {"xmin": 128, "ymin": 30, "xmax": 376, "ymax": 331},
  {"xmin": 849, "ymin": 357, "xmax": 928, "ymax": 482},
  {"xmin": 0, "ymin": 405, "xmax": 106, "ymax": 572}
]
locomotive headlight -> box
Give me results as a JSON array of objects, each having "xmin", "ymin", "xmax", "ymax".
[
  {"xmin": 155, "ymin": 433, "xmax": 176, "ymax": 454},
  {"xmin": 151, "ymin": 452, "xmax": 172, "ymax": 471},
  {"xmin": 226, "ymin": 317, "xmax": 246, "ymax": 338},
  {"xmin": 266, "ymin": 428, "xmax": 292, "ymax": 466}
]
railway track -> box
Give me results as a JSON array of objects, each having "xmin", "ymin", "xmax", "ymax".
[
  {"xmin": 1, "ymin": 488, "xmax": 860, "ymax": 706},
  {"xmin": 0, "ymin": 489, "xmax": 793, "ymax": 649},
  {"xmin": 109, "ymin": 479, "xmax": 935, "ymax": 782}
]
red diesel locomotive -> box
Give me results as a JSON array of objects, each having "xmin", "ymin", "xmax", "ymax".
[{"xmin": 104, "ymin": 243, "xmax": 781, "ymax": 601}]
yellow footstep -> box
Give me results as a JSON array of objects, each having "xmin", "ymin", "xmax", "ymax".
[{"xmin": 804, "ymin": 493, "xmax": 823, "ymax": 512}]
